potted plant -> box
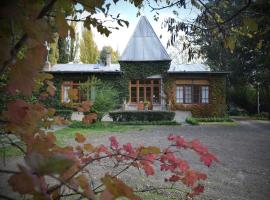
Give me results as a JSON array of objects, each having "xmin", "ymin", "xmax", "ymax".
[
  {"xmin": 137, "ymin": 101, "xmax": 144, "ymax": 110},
  {"xmin": 144, "ymin": 100, "xmax": 149, "ymax": 110}
]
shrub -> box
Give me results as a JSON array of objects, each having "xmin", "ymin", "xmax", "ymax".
[
  {"xmin": 92, "ymin": 83, "xmax": 120, "ymax": 120},
  {"xmin": 55, "ymin": 109, "xmax": 73, "ymax": 120},
  {"xmin": 109, "ymin": 111, "xmax": 175, "ymax": 122},
  {"xmin": 114, "ymin": 120, "xmax": 180, "ymax": 125},
  {"xmin": 195, "ymin": 117, "xmax": 233, "ymax": 122},
  {"xmin": 252, "ymin": 112, "xmax": 269, "ymax": 120},
  {"xmin": 185, "ymin": 117, "xmax": 199, "ymax": 125}
]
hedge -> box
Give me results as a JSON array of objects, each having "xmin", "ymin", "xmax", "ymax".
[
  {"xmin": 195, "ymin": 117, "xmax": 233, "ymax": 122},
  {"xmin": 55, "ymin": 109, "xmax": 73, "ymax": 120},
  {"xmin": 114, "ymin": 120, "xmax": 180, "ymax": 125},
  {"xmin": 109, "ymin": 111, "xmax": 175, "ymax": 122},
  {"xmin": 185, "ymin": 117, "xmax": 199, "ymax": 125}
]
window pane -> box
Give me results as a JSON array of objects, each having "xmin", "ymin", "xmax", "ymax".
[
  {"xmin": 193, "ymin": 85, "xmax": 200, "ymax": 103},
  {"xmin": 139, "ymin": 87, "xmax": 144, "ymax": 102},
  {"xmin": 146, "ymin": 87, "xmax": 151, "ymax": 101},
  {"xmin": 63, "ymin": 86, "xmax": 70, "ymax": 103},
  {"xmin": 153, "ymin": 86, "xmax": 160, "ymax": 104},
  {"xmin": 201, "ymin": 86, "xmax": 209, "ymax": 103},
  {"xmin": 185, "ymin": 86, "xmax": 192, "ymax": 103},
  {"xmin": 131, "ymin": 87, "xmax": 137, "ymax": 102},
  {"xmin": 176, "ymin": 86, "xmax": 184, "ymax": 103}
]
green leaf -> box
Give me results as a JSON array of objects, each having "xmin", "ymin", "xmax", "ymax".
[
  {"xmin": 243, "ymin": 17, "xmax": 258, "ymax": 32},
  {"xmin": 224, "ymin": 36, "xmax": 236, "ymax": 52}
]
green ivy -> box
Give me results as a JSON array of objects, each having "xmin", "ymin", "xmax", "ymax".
[{"xmin": 119, "ymin": 61, "xmax": 170, "ymax": 99}]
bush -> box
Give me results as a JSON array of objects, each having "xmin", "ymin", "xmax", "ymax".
[
  {"xmin": 185, "ymin": 117, "xmax": 199, "ymax": 125},
  {"xmin": 92, "ymin": 83, "xmax": 120, "ymax": 120},
  {"xmin": 55, "ymin": 109, "xmax": 73, "ymax": 120},
  {"xmin": 114, "ymin": 120, "xmax": 180, "ymax": 125},
  {"xmin": 195, "ymin": 117, "xmax": 233, "ymax": 122},
  {"xmin": 252, "ymin": 112, "xmax": 269, "ymax": 120},
  {"xmin": 109, "ymin": 111, "xmax": 175, "ymax": 122}
]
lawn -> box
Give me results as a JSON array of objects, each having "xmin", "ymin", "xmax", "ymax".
[{"xmin": 54, "ymin": 122, "xmax": 152, "ymax": 145}]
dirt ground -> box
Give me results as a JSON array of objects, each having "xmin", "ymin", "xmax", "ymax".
[{"xmin": 1, "ymin": 119, "xmax": 270, "ymax": 200}]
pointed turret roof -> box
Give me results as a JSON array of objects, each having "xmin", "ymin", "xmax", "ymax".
[{"xmin": 119, "ymin": 16, "xmax": 171, "ymax": 61}]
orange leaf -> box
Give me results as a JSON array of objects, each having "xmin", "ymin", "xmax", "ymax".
[
  {"xmin": 76, "ymin": 175, "xmax": 96, "ymax": 199},
  {"xmin": 75, "ymin": 133, "xmax": 86, "ymax": 143},
  {"xmin": 84, "ymin": 143, "xmax": 94, "ymax": 152},
  {"xmin": 101, "ymin": 174, "xmax": 140, "ymax": 200},
  {"xmin": 56, "ymin": 12, "xmax": 69, "ymax": 37},
  {"xmin": 82, "ymin": 113, "xmax": 97, "ymax": 124}
]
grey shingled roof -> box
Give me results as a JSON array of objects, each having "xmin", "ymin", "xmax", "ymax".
[
  {"xmin": 168, "ymin": 63, "xmax": 210, "ymax": 72},
  {"xmin": 46, "ymin": 63, "xmax": 121, "ymax": 73},
  {"xmin": 119, "ymin": 16, "xmax": 171, "ymax": 61}
]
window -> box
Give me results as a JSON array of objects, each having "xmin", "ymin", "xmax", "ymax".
[
  {"xmin": 185, "ymin": 86, "xmax": 192, "ymax": 103},
  {"xmin": 129, "ymin": 79, "xmax": 160, "ymax": 104},
  {"xmin": 176, "ymin": 86, "xmax": 184, "ymax": 103},
  {"xmin": 201, "ymin": 86, "xmax": 209, "ymax": 103},
  {"xmin": 175, "ymin": 85, "xmax": 209, "ymax": 104},
  {"xmin": 63, "ymin": 85, "xmax": 71, "ymax": 103},
  {"xmin": 61, "ymin": 81, "xmax": 87, "ymax": 103}
]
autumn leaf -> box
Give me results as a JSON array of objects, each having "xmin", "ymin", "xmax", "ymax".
[
  {"xmin": 7, "ymin": 45, "xmax": 46, "ymax": 96},
  {"xmin": 75, "ymin": 133, "xmax": 86, "ymax": 143},
  {"xmin": 82, "ymin": 113, "xmax": 97, "ymax": 124},
  {"xmin": 8, "ymin": 165, "xmax": 37, "ymax": 194},
  {"xmin": 109, "ymin": 136, "xmax": 119, "ymax": 149},
  {"xmin": 139, "ymin": 146, "xmax": 160, "ymax": 155},
  {"xmin": 76, "ymin": 175, "xmax": 96, "ymax": 199},
  {"xmin": 56, "ymin": 12, "xmax": 69, "ymax": 37},
  {"xmin": 101, "ymin": 174, "xmax": 140, "ymax": 199},
  {"xmin": 84, "ymin": 143, "xmax": 94, "ymax": 152}
]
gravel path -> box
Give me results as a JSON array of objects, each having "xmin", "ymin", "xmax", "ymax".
[{"xmin": 1, "ymin": 119, "xmax": 270, "ymax": 200}]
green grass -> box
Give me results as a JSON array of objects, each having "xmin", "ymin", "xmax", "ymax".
[
  {"xmin": 199, "ymin": 121, "xmax": 239, "ymax": 125},
  {"xmin": 55, "ymin": 122, "xmax": 151, "ymax": 145},
  {"xmin": 0, "ymin": 145, "xmax": 24, "ymax": 157}
]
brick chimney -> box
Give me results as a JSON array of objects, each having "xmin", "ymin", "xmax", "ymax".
[{"xmin": 43, "ymin": 60, "xmax": 51, "ymax": 71}]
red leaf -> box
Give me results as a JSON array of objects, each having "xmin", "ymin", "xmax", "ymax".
[
  {"xmin": 75, "ymin": 133, "xmax": 86, "ymax": 143},
  {"xmin": 109, "ymin": 136, "xmax": 119, "ymax": 149},
  {"xmin": 200, "ymin": 153, "xmax": 219, "ymax": 167},
  {"xmin": 188, "ymin": 184, "xmax": 205, "ymax": 198}
]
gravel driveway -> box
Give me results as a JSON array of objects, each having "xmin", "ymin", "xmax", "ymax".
[{"xmin": 1, "ymin": 119, "xmax": 270, "ymax": 200}]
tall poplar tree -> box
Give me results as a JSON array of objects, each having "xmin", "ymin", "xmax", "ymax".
[{"xmin": 80, "ymin": 28, "xmax": 99, "ymax": 63}]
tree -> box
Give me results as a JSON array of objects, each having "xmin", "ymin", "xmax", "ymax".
[
  {"xmin": 48, "ymin": 33, "xmax": 59, "ymax": 64},
  {"xmin": 99, "ymin": 45, "xmax": 119, "ymax": 64},
  {"xmin": 148, "ymin": 0, "xmax": 270, "ymax": 116},
  {"xmin": 80, "ymin": 28, "xmax": 99, "ymax": 63},
  {"xmin": 57, "ymin": 37, "xmax": 69, "ymax": 63},
  {"xmin": 0, "ymin": 1, "xmax": 219, "ymax": 199}
]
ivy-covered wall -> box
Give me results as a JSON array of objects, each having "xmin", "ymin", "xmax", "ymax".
[
  {"xmin": 47, "ymin": 73, "xmax": 122, "ymax": 108},
  {"xmin": 119, "ymin": 61, "xmax": 171, "ymax": 100},
  {"xmin": 165, "ymin": 74, "xmax": 227, "ymax": 117}
]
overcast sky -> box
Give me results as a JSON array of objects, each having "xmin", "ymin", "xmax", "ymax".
[{"xmin": 76, "ymin": 0, "xmax": 200, "ymax": 55}]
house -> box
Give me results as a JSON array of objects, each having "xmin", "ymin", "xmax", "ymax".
[{"xmin": 45, "ymin": 16, "xmax": 228, "ymax": 117}]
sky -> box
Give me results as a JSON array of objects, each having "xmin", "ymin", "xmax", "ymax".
[{"xmin": 76, "ymin": 0, "xmax": 200, "ymax": 55}]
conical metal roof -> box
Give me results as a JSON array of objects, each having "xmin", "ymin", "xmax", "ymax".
[{"xmin": 119, "ymin": 16, "xmax": 171, "ymax": 61}]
